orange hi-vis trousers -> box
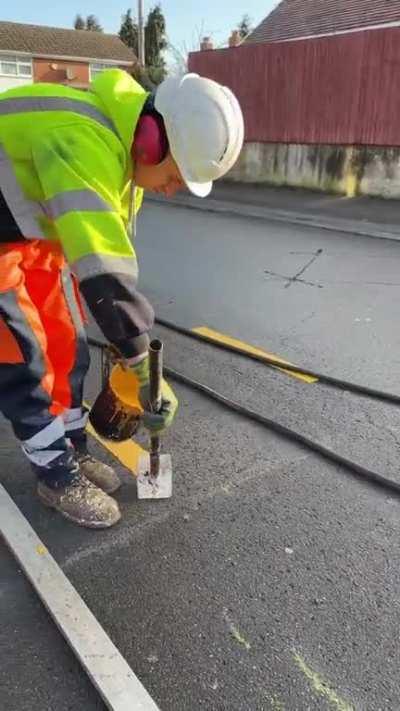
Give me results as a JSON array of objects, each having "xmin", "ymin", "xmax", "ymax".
[{"xmin": 0, "ymin": 241, "xmax": 90, "ymax": 468}]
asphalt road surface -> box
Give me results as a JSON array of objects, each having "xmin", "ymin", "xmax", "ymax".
[{"xmin": 2, "ymin": 202, "xmax": 400, "ymax": 711}]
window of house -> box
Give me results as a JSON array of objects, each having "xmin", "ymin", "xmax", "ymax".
[
  {"xmin": 0, "ymin": 55, "xmax": 33, "ymax": 77},
  {"xmin": 89, "ymin": 62, "xmax": 116, "ymax": 81}
]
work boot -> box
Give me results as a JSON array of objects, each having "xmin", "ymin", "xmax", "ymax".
[
  {"xmin": 70, "ymin": 432, "xmax": 121, "ymax": 494},
  {"xmin": 37, "ymin": 472, "xmax": 121, "ymax": 529},
  {"xmin": 77, "ymin": 453, "xmax": 121, "ymax": 494}
]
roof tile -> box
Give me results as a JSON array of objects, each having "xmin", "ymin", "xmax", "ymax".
[
  {"xmin": 246, "ymin": 0, "xmax": 400, "ymax": 43},
  {"xmin": 0, "ymin": 20, "xmax": 136, "ymax": 62}
]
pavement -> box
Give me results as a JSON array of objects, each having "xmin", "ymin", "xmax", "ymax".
[
  {"xmin": 146, "ymin": 182, "xmax": 400, "ymax": 242},
  {"xmin": 3, "ymin": 193, "xmax": 400, "ymax": 710}
]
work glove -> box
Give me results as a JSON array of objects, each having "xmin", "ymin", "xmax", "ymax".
[{"xmin": 130, "ymin": 356, "xmax": 178, "ymax": 435}]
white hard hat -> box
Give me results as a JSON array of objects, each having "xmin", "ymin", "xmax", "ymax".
[{"xmin": 155, "ymin": 73, "xmax": 244, "ymax": 198}]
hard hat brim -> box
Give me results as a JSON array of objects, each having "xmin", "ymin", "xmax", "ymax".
[{"xmin": 185, "ymin": 179, "xmax": 213, "ymax": 198}]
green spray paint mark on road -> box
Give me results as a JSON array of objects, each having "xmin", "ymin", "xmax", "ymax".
[
  {"xmin": 268, "ymin": 694, "xmax": 285, "ymax": 710},
  {"xmin": 293, "ymin": 652, "xmax": 354, "ymax": 711},
  {"xmin": 223, "ymin": 608, "xmax": 251, "ymax": 650},
  {"xmin": 229, "ymin": 624, "xmax": 251, "ymax": 650}
]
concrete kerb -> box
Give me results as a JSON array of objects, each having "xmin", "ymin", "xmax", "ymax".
[{"xmin": 145, "ymin": 193, "xmax": 400, "ymax": 243}]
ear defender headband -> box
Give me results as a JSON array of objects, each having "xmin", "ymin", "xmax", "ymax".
[{"xmin": 132, "ymin": 95, "xmax": 169, "ymax": 166}]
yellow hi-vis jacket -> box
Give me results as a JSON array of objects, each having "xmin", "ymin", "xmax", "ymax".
[{"xmin": 0, "ymin": 69, "xmax": 153, "ymax": 357}]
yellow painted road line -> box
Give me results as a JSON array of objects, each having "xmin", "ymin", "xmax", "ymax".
[
  {"xmin": 193, "ymin": 326, "xmax": 317, "ymax": 384},
  {"xmin": 85, "ymin": 404, "xmax": 144, "ymax": 477}
]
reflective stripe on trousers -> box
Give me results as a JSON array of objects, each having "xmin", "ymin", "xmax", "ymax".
[{"xmin": 0, "ymin": 240, "xmax": 90, "ymax": 466}]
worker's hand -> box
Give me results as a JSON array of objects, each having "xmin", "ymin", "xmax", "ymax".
[{"xmin": 130, "ymin": 356, "xmax": 178, "ymax": 434}]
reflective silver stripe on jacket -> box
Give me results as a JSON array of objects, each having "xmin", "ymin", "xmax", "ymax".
[
  {"xmin": 0, "ymin": 96, "xmax": 117, "ymax": 136},
  {"xmin": 72, "ymin": 253, "xmax": 138, "ymax": 282},
  {"xmin": 0, "ymin": 97, "xmax": 118, "ymax": 239},
  {"xmin": 0, "ymin": 146, "xmax": 46, "ymax": 238},
  {"xmin": 44, "ymin": 189, "xmax": 115, "ymax": 220}
]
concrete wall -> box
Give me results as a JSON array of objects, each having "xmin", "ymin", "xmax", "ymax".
[{"xmin": 228, "ymin": 143, "xmax": 400, "ymax": 199}]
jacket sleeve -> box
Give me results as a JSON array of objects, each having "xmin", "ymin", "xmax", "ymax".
[{"xmin": 31, "ymin": 124, "xmax": 153, "ymax": 358}]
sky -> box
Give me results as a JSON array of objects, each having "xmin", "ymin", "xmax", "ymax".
[{"xmin": 0, "ymin": 1, "xmax": 279, "ymax": 55}]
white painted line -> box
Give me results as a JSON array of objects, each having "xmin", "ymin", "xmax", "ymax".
[{"xmin": 0, "ymin": 484, "xmax": 160, "ymax": 711}]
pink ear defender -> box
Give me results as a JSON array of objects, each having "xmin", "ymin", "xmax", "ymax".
[{"xmin": 132, "ymin": 112, "xmax": 169, "ymax": 166}]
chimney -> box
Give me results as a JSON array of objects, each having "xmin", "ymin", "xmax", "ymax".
[
  {"xmin": 200, "ymin": 36, "xmax": 214, "ymax": 51},
  {"xmin": 229, "ymin": 30, "xmax": 241, "ymax": 47}
]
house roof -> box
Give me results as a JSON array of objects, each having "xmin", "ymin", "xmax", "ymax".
[
  {"xmin": 246, "ymin": 0, "xmax": 400, "ymax": 44},
  {"xmin": 0, "ymin": 21, "xmax": 136, "ymax": 62}
]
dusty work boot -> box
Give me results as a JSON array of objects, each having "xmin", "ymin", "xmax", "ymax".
[
  {"xmin": 70, "ymin": 432, "xmax": 121, "ymax": 494},
  {"xmin": 37, "ymin": 472, "xmax": 121, "ymax": 529},
  {"xmin": 77, "ymin": 453, "xmax": 121, "ymax": 494}
]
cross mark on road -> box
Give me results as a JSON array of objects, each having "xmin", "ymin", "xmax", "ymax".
[{"xmin": 264, "ymin": 249, "xmax": 323, "ymax": 288}]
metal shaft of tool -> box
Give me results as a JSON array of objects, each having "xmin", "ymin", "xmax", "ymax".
[{"xmin": 149, "ymin": 339, "xmax": 163, "ymax": 479}]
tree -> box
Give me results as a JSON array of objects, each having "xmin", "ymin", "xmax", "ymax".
[
  {"xmin": 145, "ymin": 5, "xmax": 167, "ymax": 83},
  {"xmin": 238, "ymin": 14, "xmax": 252, "ymax": 40},
  {"xmin": 86, "ymin": 14, "xmax": 103, "ymax": 32},
  {"xmin": 74, "ymin": 14, "xmax": 85, "ymax": 30},
  {"xmin": 119, "ymin": 9, "xmax": 138, "ymax": 55},
  {"xmin": 167, "ymin": 21, "xmax": 209, "ymax": 78},
  {"xmin": 167, "ymin": 43, "xmax": 189, "ymax": 78},
  {"xmin": 119, "ymin": 4, "xmax": 167, "ymax": 86},
  {"xmin": 73, "ymin": 14, "xmax": 103, "ymax": 32}
]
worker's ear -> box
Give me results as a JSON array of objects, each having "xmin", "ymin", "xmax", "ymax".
[{"xmin": 132, "ymin": 112, "xmax": 169, "ymax": 166}]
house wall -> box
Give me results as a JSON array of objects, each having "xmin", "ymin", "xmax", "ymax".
[
  {"xmin": 33, "ymin": 58, "xmax": 89, "ymax": 87},
  {"xmin": 0, "ymin": 75, "xmax": 32, "ymax": 90},
  {"xmin": 1, "ymin": 58, "xmax": 134, "ymax": 94}
]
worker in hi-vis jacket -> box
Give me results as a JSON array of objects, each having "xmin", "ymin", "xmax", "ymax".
[{"xmin": 0, "ymin": 69, "xmax": 244, "ymax": 528}]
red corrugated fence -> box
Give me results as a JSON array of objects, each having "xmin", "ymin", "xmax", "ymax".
[{"xmin": 188, "ymin": 27, "xmax": 400, "ymax": 146}]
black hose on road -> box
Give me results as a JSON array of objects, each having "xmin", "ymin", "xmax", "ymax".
[
  {"xmin": 164, "ymin": 365, "xmax": 400, "ymax": 497},
  {"xmin": 156, "ymin": 317, "xmax": 400, "ymax": 407},
  {"xmin": 88, "ymin": 319, "xmax": 400, "ymax": 498}
]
